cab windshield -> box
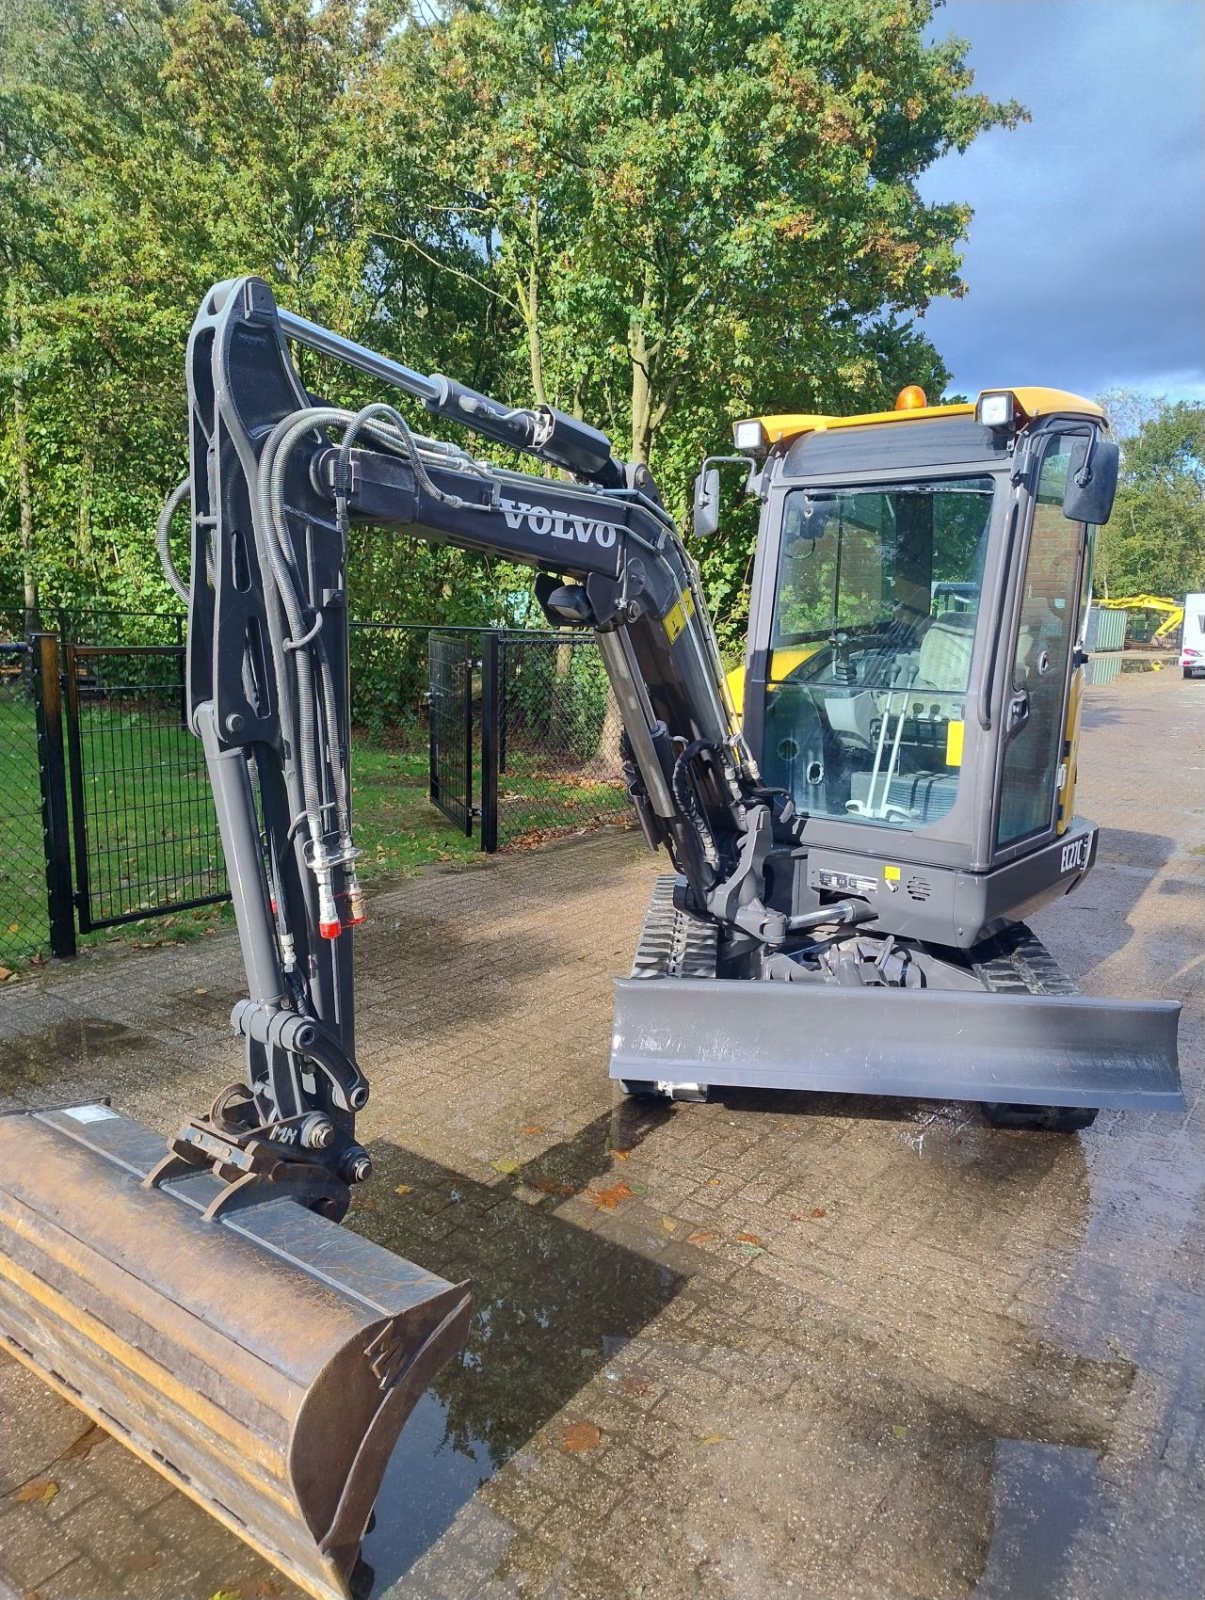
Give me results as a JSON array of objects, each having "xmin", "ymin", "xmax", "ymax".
[{"xmin": 764, "ymin": 475, "xmax": 996, "ymax": 828}]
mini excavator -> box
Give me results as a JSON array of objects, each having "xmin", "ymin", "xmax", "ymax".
[{"xmin": 0, "ymin": 280, "xmax": 1182, "ymax": 1598}]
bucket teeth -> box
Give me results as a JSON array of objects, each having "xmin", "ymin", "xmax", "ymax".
[{"xmin": 0, "ymin": 1105, "xmax": 471, "ymax": 1600}]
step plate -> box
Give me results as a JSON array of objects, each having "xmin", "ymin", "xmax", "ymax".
[
  {"xmin": 611, "ymin": 976, "xmax": 1183, "ymax": 1110},
  {"xmin": 0, "ymin": 1106, "xmax": 471, "ymax": 1600}
]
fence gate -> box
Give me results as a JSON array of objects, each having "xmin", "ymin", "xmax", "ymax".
[
  {"xmin": 64, "ymin": 643, "xmax": 228, "ymax": 932},
  {"xmin": 427, "ymin": 632, "xmax": 476, "ymax": 836}
]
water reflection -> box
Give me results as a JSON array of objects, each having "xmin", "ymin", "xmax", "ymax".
[{"xmin": 351, "ymin": 1115, "xmax": 680, "ymax": 1593}]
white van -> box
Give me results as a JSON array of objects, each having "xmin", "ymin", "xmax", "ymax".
[{"xmin": 1182, "ymin": 593, "xmax": 1205, "ymax": 678}]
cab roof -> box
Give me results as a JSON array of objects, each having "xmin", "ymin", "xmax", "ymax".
[{"xmin": 750, "ymin": 388, "xmax": 1105, "ymax": 447}]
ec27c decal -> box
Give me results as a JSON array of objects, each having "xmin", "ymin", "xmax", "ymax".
[{"xmin": 1060, "ymin": 835, "xmax": 1091, "ymax": 874}]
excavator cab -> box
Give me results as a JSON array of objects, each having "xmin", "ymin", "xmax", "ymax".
[{"xmin": 739, "ymin": 392, "xmax": 1110, "ymax": 872}]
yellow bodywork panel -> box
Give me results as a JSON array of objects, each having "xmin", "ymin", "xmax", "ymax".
[
  {"xmin": 745, "ymin": 388, "xmax": 1105, "ymax": 448},
  {"xmin": 1057, "ymin": 666, "xmax": 1086, "ymax": 834},
  {"xmin": 945, "ymin": 720, "xmax": 965, "ymax": 769},
  {"xmin": 726, "ymin": 643, "xmax": 822, "ymax": 710}
]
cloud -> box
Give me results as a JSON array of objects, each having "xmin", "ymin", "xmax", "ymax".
[{"xmin": 916, "ymin": 0, "xmax": 1205, "ymax": 402}]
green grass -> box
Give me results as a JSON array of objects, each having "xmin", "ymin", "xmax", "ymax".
[{"xmin": 0, "ymin": 696, "xmax": 628, "ymax": 971}]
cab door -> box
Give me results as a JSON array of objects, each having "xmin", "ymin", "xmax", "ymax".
[{"xmin": 994, "ymin": 433, "xmax": 1091, "ymax": 853}]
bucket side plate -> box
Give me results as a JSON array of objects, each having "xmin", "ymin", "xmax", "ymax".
[{"xmin": 0, "ymin": 1106, "xmax": 471, "ymax": 1600}]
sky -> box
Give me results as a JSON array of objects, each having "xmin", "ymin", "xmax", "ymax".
[{"xmin": 915, "ymin": 0, "xmax": 1205, "ymax": 407}]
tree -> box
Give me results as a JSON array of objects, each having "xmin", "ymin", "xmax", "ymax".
[
  {"xmin": 1097, "ymin": 400, "xmax": 1205, "ymax": 600},
  {"xmin": 393, "ymin": 0, "xmax": 1022, "ymax": 646}
]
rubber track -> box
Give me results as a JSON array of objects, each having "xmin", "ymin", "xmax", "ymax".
[
  {"xmin": 969, "ymin": 922, "xmax": 1079, "ymax": 997},
  {"xmin": 631, "ymin": 875, "xmax": 1076, "ymax": 1002},
  {"xmin": 630, "ymin": 875, "xmax": 718, "ymax": 980}
]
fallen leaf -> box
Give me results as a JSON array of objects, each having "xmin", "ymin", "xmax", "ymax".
[
  {"xmin": 810, "ymin": 1207, "xmax": 828, "ymax": 1219},
  {"xmin": 532, "ymin": 1177, "xmax": 574, "ymax": 1196},
  {"xmin": 193, "ymin": 987, "xmax": 209, "ymax": 996},
  {"xmin": 699, "ymin": 1432, "xmax": 727, "ymax": 1446},
  {"xmin": 393, "ymin": 1184, "xmax": 414, "ymax": 1196},
  {"xmin": 627, "ymin": 1181, "xmax": 647, "ymax": 1196},
  {"xmin": 891, "ymin": 1424, "xmax": 909, "ymax": 1440},
  {"xmin": 687, "ymin": 1229, "xmax": 720, "ymax": 1245},
  {"xmin": 610, "ymin": 1147, "xmax": 632, "ymax": 1161},
  {"xmin": 707, "ymin": 1177, "xmax": 721, "ymax": 1186},
  {"xmin": 735, "ymin": 1232, "xmax": 764, "ymax": 1247},
  {"xmin": 244, "ymin": 1580, "xmax": 286, "ymax": 1598},
  {"xmin": 14, "ymin": 1480, "xmax": 58, "ymax": 1505},
  {"xmin": 492, "ymin": 1158, "xmax": 521, "ymax": 1175},
  {"xmin": 350, "ymin": 1197, "xmax": 377, "ymax": 1212},
  {"xmin": 618, "ymin": 1375, "xmax": 651, "ymax": 1397},
  {"xmin": 660, "ymin": 1216, "xmax": 677, "ymax": 1234},
  {"xmin": 209, "ymin": 1591, "xmax": 244, "ymax": 1600},
  {"xmin": 591, "ymin": 1180, "xmax": 634, "ymax": 1211},
  {"xmin": 559, "ymin": 1422, "xmax": 603, "ymax": 1452},
  {"xmin": 737, "ymin": 1244, "xmax": 765, "ymax": 1258},
  {"xmin": 62, "ymin": 1423, "xmax": 108, "ymax": 1461},
  {"xmin": 520, "ymin": 1124, "xmax": 544, "ymax": 1136},
  {"xmin": 0, "ymin": 966, "xmax": 12, "ymax": 981}
]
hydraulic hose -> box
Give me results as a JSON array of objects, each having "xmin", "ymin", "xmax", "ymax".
[
  {"xmin": 156, "ymin": 477, "xmax": 192, "ymax": 602},
  {"xmin": 671, "ymin": 739, "xmax": 722, "ymax": 871}
]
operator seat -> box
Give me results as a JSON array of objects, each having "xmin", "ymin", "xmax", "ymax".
[{"xmin": 915, "ymin": 611, "xmax": 976, "ymax": 692}]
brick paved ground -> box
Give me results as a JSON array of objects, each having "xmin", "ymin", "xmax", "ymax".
[{"xmin": 1, "ymin": 665, "xmax": 1204, "ymax": 1600}]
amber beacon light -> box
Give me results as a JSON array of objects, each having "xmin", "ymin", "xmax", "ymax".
[{"xmin": 894, "ymin": 385, "xmax": 928, "ymax": 410}]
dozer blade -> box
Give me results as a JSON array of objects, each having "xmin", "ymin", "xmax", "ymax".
[
  {"xmin": 0, "ymin": 1105, "xmax": 470, "ymax": 1600},
  {"xmin": 611, "ymin": 977, "xmax": 1184, "ymax": 1111}
]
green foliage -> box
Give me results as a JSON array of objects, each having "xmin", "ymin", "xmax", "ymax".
[
  {"xmin": 1, "ymin": 0, "xmax": 1019, "ymax": 655},
  {"xmin": 504, "ymin": 640, "xmax": 613, "ymax": 763},
  {"xmin": 1097, "ymin": 400, "xmax": 1205, "ymax": 600}
]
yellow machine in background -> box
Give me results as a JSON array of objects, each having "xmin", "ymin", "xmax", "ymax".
[{"xmin": 1096, "ymin": 594, "xmax": 1184, "ymax": 644}]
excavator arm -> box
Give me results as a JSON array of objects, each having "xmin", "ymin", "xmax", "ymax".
[{"xmin": 173, "ymin": 275, "xmax": 791, "ymax": 1206}]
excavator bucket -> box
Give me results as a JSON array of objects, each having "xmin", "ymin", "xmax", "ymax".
[{"xmin": 0, "ymin": 1105, "xmax": 471, "ymax": 1600}]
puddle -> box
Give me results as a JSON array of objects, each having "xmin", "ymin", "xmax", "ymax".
[
  {"xmin": 973, "ymin": 1441, "xmax": 1100, "ymax": 1598},
  {"xmin": 0, "ymin": 1018, "xmax": 153, "ymax": 1098},
  {"xmin": 350, "ymin": 1127, "xmax": 679, "ymax": 1594}
]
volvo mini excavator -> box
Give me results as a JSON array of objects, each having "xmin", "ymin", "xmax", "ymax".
[{"xmin": 0, "ymin": 278, "xmax": 1183, "ymax": 1599}]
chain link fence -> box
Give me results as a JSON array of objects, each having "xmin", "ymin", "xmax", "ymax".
[
  {"xmin": 491, "ymin": 632, "xmax": 629, "ymax": 850},
  {"xmin": 0, "ymin": 642, "xmax": 51, "ymax": 968}
]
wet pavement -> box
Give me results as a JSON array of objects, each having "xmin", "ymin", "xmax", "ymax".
[{"xmin": 1, "ymin": 665, "xmax": 1204, "ymax": 1600}]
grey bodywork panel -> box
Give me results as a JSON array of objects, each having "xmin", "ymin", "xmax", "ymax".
[
  {"xmin": 610, "ymin": 976, "xmax": 1183, "ymax": 1111},
  {"xmin": 788, "ymin": 815, "xmax": 1099, "ymax": 948}
]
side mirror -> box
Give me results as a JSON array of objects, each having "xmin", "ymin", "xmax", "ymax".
[
  {"xmin": 692, "ymin": 466, "xmax": 721, "ymax": 538},
  {"xmin": 1063, "ymin": 437, "xmax": 1119, "ymax": 525}
]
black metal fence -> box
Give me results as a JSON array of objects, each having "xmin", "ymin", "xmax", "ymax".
[
  {"xmin": 0, "ymin": 642, "xmax": 51, "ymax": 970},
  {"xmin": 0, "ymin": 611, "xmax": 633, "ymax": 967},
  {"xmin": 64, "ymin": 644, "xmax": 227, "ymax": 931},
  {"xmin": 482, "ymin": 632, "xmax": 627, "ymax": 851},
  {"xmin": 428, "ymin": 631, "xmax": 479, "ymax": 836}
]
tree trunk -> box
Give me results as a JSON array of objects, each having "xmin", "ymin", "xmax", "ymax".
[
  {"xmin": 518, "ymin": 202, "xmax": 547, "ymax": 408},
  {"xmin": 7, "ymin": 295, "xmax": 39, "ymax": 634},
  {"xmin": 628, "ymin": 315, "xmax": 652, "ymax": 464}
]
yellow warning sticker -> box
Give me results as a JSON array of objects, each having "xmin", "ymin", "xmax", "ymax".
[
  {"xmin": 884, "ymin": 864, "xmax": 901, "ymax": 883},
  {"xmin": 663, "ymin": 587, "xmax": 696, "ymax": 644},
  {"xmin": 945, "ymin": 719, "xmax": 965, "ymax": 768}
]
